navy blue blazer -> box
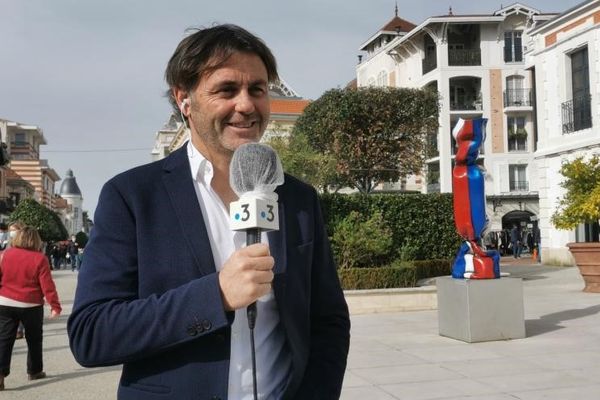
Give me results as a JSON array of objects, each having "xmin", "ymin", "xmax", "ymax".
[{"xmin": 67, "ymin": 144, "xmax": 350, "ymax": 400}]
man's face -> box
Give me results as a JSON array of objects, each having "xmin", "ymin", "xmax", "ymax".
[{"xmin": 187, "ymin": 52, "xmax": 270, "ymax": 157}]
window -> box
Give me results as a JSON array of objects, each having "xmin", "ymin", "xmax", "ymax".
[
  {"xmin": 509, "ymin": 164, "xmax": 528, "ymax": 191},
  {"xmin": 504, "ymin": 31, "xmax": 523, "ymax": 62},
  {"xmin": 562, "ymin": 46, "xmax": 592, "ymax": 133},
  {"xmin": 377, "ymin": 70, "xmax": 388, "ymax": 87},
  {"xmin": 505, "ymin": 75, "xmax": 529, "ymax": 106},
  {"xmin": 507, "ymin": 116, "xmax": 527, "ymax": 151},
  {"xmin": 14, "ymin": 132, "xmax": 26, "ymax": 145},
  {"xmin": 367, "ymin": 77, "xmax": 376, "ymax": 87}
]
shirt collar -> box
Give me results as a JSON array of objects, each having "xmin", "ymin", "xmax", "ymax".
[{"xmin": 187, "ymin": 141, "xmax": 214, "ymax": 185}]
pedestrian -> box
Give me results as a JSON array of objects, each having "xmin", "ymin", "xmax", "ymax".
[
  {"xmin": 68, "ymin": 24, "xmax": 350, "ymax": 400},
  {"xmin": 67, "ymin": 240, "xmax": 79, "ymax": 271},
  {"xmin": 0, "ymin": 226, "xmax": 61, "ymax": 390},
  {"xmin": 6, "ymin": 222, "xmax": 26, "ymax": 340},
  {"xmin": 510, "ymin": 224, "xmax": 521, "ymax": 258},
  {"xmin": 0, "ymin": 223, "xmax": 8, "ymax": 250}
]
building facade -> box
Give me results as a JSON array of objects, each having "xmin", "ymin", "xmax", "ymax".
[
  {"xmin": 0, "ymin": 118, "xmax": 60, "ymax": 211},
  {"xmin": 357, "ymin": 3, "xmax": 557, "ymax": 249},
  {"xmin": 526, "ymin": 0, "xmax": 600, "ymax": 264}
]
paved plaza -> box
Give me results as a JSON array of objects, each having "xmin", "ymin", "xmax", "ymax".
[{"xmin": 2, "ymin": 259, "xmax": 600, "ymax": 399}]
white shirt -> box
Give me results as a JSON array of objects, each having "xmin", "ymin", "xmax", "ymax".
[{"xmin": 187, "ymin": 142, "xmax": 291, "ymax": 400}]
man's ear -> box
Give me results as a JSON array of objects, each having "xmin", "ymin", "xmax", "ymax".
[{"xmin": 172, "ymin": 88, "xmax": 189, "ymax": 115}]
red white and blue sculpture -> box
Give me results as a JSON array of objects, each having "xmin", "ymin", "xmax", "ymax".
[{"xmin": 451, "ymin": 118, "xmax": 500, "ymax": 279}]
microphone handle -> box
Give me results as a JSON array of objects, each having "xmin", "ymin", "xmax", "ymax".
[{"xmin": 246, "ymin": 228, "xmax": 261, "ymax": 329}]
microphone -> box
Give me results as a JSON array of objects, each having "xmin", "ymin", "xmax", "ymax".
[
  {"xmin": 229, "ymin": 142, "xmax": 284, "ymax": 255},
  {"xmin": 228, "ymin": 143, "xmax": 284, "ymax": 400}
]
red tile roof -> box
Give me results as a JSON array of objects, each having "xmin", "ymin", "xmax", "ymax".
[
  {"xmin": 270, "ymin": 98, "xmax": 310, "ymax": 115},
  {"xmin": 381, "ymin": 16, "xmax": 417, "ymax": 33}
]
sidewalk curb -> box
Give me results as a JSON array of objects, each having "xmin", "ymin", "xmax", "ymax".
[{"xmin": 344, "ymin": 286, "xmax": 438, "ymax": 314}]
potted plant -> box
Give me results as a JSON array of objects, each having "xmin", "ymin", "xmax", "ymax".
[{"xmin": 551, "ymin": 154, "xmax": 600, "ymax": 293}]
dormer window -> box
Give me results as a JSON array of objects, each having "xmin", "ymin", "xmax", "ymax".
[{"xmin": 504, "ymin": 31, "xmax": 523, "ymax": 62}]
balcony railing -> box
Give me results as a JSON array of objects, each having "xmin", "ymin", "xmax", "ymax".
[
  {"xmin": 422, "ymin": 55, "xmax": 437, "ymax": 75},
  {"xmin": 561, "ymin": 94, "xmax": 592, "ymax": 134},
  {"xmin": 450, "ymin": 94, "xmax": 482, "ymax": 111},
  {"xmin": 509, "ymin": 180, "xmax": 529, "ymax": 191},
  {"xmin": 448, "ymin": 48, "xmax": 481, "ymax": 66},
  {"xmin": 504, "ymin": 89, "xmax": 533, "ymax": 107}
]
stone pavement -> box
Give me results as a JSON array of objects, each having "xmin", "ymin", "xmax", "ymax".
[{"xmin": 2, "ymin": 261, "xmax": 600, "ymax": 399}]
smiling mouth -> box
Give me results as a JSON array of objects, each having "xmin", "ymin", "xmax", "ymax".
[{"xmin": 227, "ymin": 121, "xmax": 257, "ymax": 129}]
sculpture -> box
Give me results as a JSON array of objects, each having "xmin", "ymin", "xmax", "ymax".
[{"xmin": 451, "ymin": 118, "xmax": 500, "ymax": 279}]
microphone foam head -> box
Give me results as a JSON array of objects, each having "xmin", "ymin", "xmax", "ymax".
[{"xmin": 229, "ymin": 143, "xmax": 284, "ymax": 196}]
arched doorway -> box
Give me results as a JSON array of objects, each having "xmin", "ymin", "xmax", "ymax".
[
  {"xmin": 502, "ymin": 210, "xmax": 535, "ymax": 230},
  {"xmin": 502, "ymin": 210, "xmax": 538, "ymax": 255}
]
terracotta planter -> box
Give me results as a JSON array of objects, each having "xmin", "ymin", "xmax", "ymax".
[{"xmin": 567, "ymin": 242, "xmax": 600, "ymax": 293}]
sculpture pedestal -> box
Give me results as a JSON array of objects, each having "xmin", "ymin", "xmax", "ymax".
[{"xmin": 436, "ymin": 276, "xmax": 525, "ymax": 343}]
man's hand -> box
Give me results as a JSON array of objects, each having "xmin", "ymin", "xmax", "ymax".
[
  {"xmin": 49, "ymin": 310, "xmax": 61, "ymax": 319},
  {"xmin": 218, "ymin": 243, "xmax": 274, "ymax": 311}
]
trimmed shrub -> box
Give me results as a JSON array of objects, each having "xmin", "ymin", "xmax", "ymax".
[
  {"xmin": 321, "ymin": 193, "xmax": 461, "ymax": 263},
  {"xmin": 338, "ymin": 265, "xmax": 416, "ymax": 290},
  {"xmin": 338, "ymin": 259, "xmax": 453, "ymax": 290},
  {"xmin": 331, "ymin": 210, "xmax": 393, "ymax": 269}
]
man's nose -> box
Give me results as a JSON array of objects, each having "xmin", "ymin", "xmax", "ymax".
[{"xmin": 234, "ymin": 90, "xmax": 256, "ymax": 114}]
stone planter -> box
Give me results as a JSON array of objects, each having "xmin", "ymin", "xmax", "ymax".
[{"xmin": 567, "ymin": 242, "xmax": 600, "ymax": 293}]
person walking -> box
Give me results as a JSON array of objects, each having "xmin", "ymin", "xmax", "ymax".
[
  {"xmin": 510, "ymin": 224, "xmax": 522, "ymax": 258},
  {"xmin": 6, "ymin": 222, "xmax": 25, "ymax": 340},
  {"xmin": 0, "ymin": 226, "xmax": 61, "ymax": 390}
]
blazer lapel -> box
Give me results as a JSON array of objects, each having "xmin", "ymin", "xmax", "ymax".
[{"xmin": 161, "ymin": 145, "xmax": 216, "ymax": 276}]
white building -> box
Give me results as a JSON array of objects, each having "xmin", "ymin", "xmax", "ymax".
[
  {"xmin": 526, "ymin": 0, "xmax": 600, "ymax": 264},
  {"xmin": 58, "ymin": 169, "xmax": 84, "ymax": 235},
  {"xmin": 357, "ymin": 4, "xmax": 556, "ymax": 246}
]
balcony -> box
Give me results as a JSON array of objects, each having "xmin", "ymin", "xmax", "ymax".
[
  {"xmin": 450, "ymin": 94, "xmax": 482, "ymax": 111},
  {"xmin": 504, "ymin": 89, "xmax": 533, "ymax": 107},
  {"xmin": 562, "ymin": 94, "xmax": 592, "ymax": 134},
  {"xmin": 509, "ymin": 180, "xmax": 529, "ymax": 192},
  {"xmin": 448, "ymin": 49, "xmax": 481, "ymax": 66},
  {"xmin": 422, "ymin": 55, "xmax": 437, "ymax": 75}
]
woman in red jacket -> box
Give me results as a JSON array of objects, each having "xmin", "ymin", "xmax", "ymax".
[{"xmin": 0, "ymin": 226, "xmax": 61, "ymax": 390}]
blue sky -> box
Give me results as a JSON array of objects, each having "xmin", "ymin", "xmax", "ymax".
[{"xmin": 0, "ymin": 0, "xmax": 582, "ymax": 216}]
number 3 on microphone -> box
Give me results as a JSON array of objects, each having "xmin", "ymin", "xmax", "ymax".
[
  {"xmin": 240, "ymin": 204, "xmax": 250, "ymax": 221},
  {"xmin": 229, "ymin": 198, "xmax": 279, "ymax": 231}
]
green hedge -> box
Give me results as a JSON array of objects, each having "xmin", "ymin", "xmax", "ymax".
[
  {"xmin": 320, "ymin": 193, "xmax": 461, "ymax": 263},
  {"xmin": 338, "ymin": 259, "xmax": 453, "ymax": 290}
]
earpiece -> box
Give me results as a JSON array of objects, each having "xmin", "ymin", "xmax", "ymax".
[
  {"xmin": 179, "ymin": 98, "xmax": 190, "ymax": 130},
  {"xmin": 180, "ymin": 98, "xmax": 190, "ymax": 113}
]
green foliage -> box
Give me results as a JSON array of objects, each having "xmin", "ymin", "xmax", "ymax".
[
  {"xmin": 10, "ymin": 199, "xmax": 68, "ymax": 242},
  {"xmin": 321, "ymin": 193, "xmax": 461, "ymax": 263},
  {"xmin": 75, "ymin": 231, "xmax": 89, "ymax": 248},
  {"xmin": 266, "ymin": 133, "xmax": 340, "ymax": 192},
  {"xmin": 338, "ymin": 265, "xmax": 416, "ymax": 289},
  {"xmin": 399, "ymin": 238, "xmax": 421, "ymax": 262},
  {"xmin": 552, "ymin": 155, "xmax": 600, "ymax": 230},
  {"xmin": 294, "ymin": 87, "xmax": 439, "ymax": 193},
  {"xmin": 331, "ymin": 211, "xmax": 393, "ymax": 269},
  {"xmin": 338, "ymin": 259, "xmax": 452, "ymax": 289}
]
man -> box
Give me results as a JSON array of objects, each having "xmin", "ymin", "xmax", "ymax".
[
  {"xmin": 67, "ymin": 24, "xmax": 350, "ymax": 400},
  {"xmin": 510, "ymin": 224, "xmax": 521, "ymax": 259}
]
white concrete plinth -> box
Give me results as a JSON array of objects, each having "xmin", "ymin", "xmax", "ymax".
[{"xmin": 436, "ymin": 276, "xmax": 525, "ymax": 343}]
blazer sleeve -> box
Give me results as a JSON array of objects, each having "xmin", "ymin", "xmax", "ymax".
[
  {"xmin": 67, "ymin": 180, "xmax": 231, "ymax": 367},
  {"xmin": 292, "ymin": 189, "xmax": 351, "ymax": 399}
]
